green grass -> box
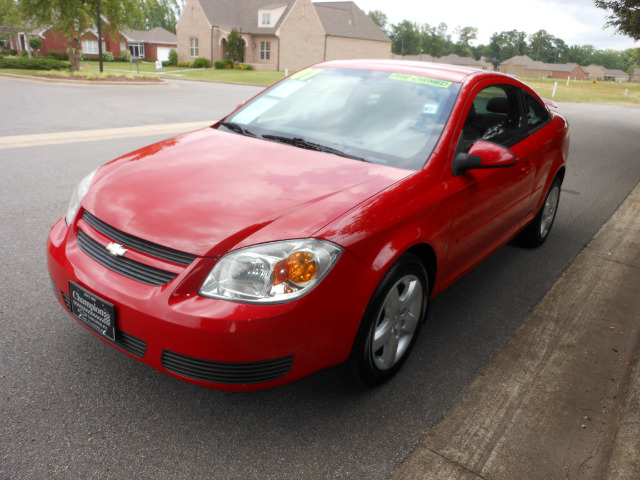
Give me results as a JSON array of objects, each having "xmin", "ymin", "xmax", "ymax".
[
  {"xmin": 82, "ymin": 61, "xmax": 286, "ymax": 85},
  {"xmin": 522, "ymin": 77, "xmax": 640, "ymax": 106}
]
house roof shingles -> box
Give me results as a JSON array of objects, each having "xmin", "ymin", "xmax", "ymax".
[
  {"xmin": 195, "ymin": 0, "xmax": 389, "ymax": 41},
  {"xmin": 123, "ymin": 26, "xmax": 177, "ymax": 44}
]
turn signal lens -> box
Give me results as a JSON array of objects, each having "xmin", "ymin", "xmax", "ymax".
[{"xmin": 274, "ymin": 251, "xmax": 317, "ymax": 286}]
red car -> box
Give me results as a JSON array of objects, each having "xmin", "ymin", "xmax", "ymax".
[{"xmin": 47, "ymin": 60, "xmax": 569, "ymax": 391}]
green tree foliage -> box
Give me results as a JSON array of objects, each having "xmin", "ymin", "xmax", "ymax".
[
  {"xmin": 18, "ymin": 0, "xmax": 142, "ymax": 71},
  {"xmin": 0, "ymin": 0, "xmax": 21, "ymax": 25},
  {"xmin": 131, "ymin": 0, "xmax": 180, "ymax": 33},
  {"xmin": 368, "ymin": 10, "xmax": 388, "ymax": 32},
  {"xmin": 594, "ymin": 0, "xmax": 640, "ymax": 41},
  {"xmin": 485, "ymin": 30, "xmax": 528, "ymax": 67},
  {"xmin": 226, "ymin": 28, "xmax": 244, "ymax": 67}
]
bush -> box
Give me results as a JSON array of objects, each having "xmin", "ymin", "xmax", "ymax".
[
  {"xmin": 214, "ymin": 60, "xmax": 225, "ymax": 70},
  {"xmin": 192, "ymin": 57, "xmax": 210, "ymax": 68},
  {"xmin": 116, "ymin": 49, "xmax": 131, "ymax": 62},
  {"xmin": 10, "ymin": 49, "xmax": 17, "ymax": 56},
  {"xmin": 46, "ymin": 50, "xmax": 69, "ymax": 61},
  {"xmin": 177, "ymin": 61, "xmax": 193, "ymax": 68},
  {"xmin": 29, "ymin": 37, "xmax": 42, "ymax": 50},
  {"xmin": 102, "ymin": 51, "xmax": 114, "ymax": 62},
  {"xmin": 168, "ymin": 48, "xmax": 178, "ymax": 66},
  {"xmin": 235, "ymin": 63, "xmax": 253, "ymax": 70},
  {"xmin": 0, "ymin": 57, "xmax": 71, "ymax": 71}
]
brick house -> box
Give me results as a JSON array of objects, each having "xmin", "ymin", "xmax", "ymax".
[
  {"xmin": 176, "ymin": 0, "xmax": 391, "ymax": 71},
  {"xmin": 1, "ymin": 23, "xmax": 176, "ymax": 61},
  {"xmin": 500, "ymin": 55, "xmax": 589, "ymax": 80},
  {"xmin": 586, "ymin": 65, "xmax": 629, "ymax": 82},
  {"xmin": 633, "ymin": 69, "xmax": 640, "ymax": 82}
]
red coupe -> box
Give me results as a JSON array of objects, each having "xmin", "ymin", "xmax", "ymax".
[{"xmin": 47, "ymin": 60, "xmax": 569, "ymax": 390}]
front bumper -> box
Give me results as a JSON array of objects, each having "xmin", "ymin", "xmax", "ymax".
[{"xmin": 47, "ymin": 216, "xmax": 378, "ymax": 391}]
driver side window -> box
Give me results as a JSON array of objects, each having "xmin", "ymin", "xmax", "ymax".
[{"xmin": 458, "ymin": 85, "xmax": 525, "ymax": 153}]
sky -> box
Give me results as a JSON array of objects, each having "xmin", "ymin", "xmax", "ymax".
[{"xmin": 338, "ymin": 0, "xmax": 639, "ymax": 51}]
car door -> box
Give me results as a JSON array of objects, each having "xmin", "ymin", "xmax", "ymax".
[{"xmin": 441, "ymin": 82, "xmax": 535, "ymax": 282}]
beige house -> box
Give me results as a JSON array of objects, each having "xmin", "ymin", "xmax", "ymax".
[
  {"xmin": 633, "ymin": 69, "xmax": 640, "ymax": 82},
  {"xmin": 586, "ymin": 65, "xmax": 629, "ymax": 82},
  {"xmin": 393, "ymin": 53, "xmax": 494, "ymax": 71},
  {"xmin": 176, "ymin": 0, "xmax": 391, "ymax": 71},
  {"xmin": 500, "ymin": 55, "xmax": 589, "ymax": 80}
]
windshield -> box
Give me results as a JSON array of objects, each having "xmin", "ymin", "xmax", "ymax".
[{"xmin": 223, "ymin": 67, "xmax": 461, "ymax": 171}]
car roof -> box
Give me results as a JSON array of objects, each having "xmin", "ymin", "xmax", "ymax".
[{"xmin": 315, "ymin": 59, "xmax": 502, "ymax": 84}]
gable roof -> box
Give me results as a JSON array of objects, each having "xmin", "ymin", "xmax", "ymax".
[
  {"xmin": 314, "ymin": 2, "xmax": 390, "ymax": 42},
  {"xmin": 123, "ymin": 26, "xmax": 177, "ymax": 44},
  {"xmin": 197, "ymin": 0, "xmax": 296, "ymax": 35},
  {"xmin": 194, "ymin": 0, "xmax": 389, "ymax": 41}
]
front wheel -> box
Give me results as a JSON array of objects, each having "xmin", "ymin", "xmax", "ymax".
[
  {"xmin": 348, "ymin": 253, "xmax": 428, "ymax": 386},
  {"xmin": 516, "ymin": 176, "xmax": 562, "ymax": 247}
]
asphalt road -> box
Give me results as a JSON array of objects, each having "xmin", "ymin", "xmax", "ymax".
[{"xmin": 1, "ymin": 76, "xmax": 640, "ymax": 480}]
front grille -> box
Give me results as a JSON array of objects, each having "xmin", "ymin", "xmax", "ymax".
[
  {"xmin": 77, "ymin": 230, "xmax": 177, "ymax": 286},
  {"xmin": 82, "ymin": 211, "xmax": 197, "ymax": 266},
  {"xmin": 161, "ymin": 350, "xmax": 294, "ymax": 385},
  {"xmin": 61, "ymin": 291, "xmax": 147, "ymax": 358}
]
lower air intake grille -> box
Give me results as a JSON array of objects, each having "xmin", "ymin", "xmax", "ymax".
[
  {"xmin": 161, "ymin": 350, "xmax": 294, "ymax": 385},
  {"xmin": 77, "ymin": 230, "xmax": 177, "ymax": 286}
]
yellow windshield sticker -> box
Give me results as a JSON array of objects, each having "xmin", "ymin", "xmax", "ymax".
[
  {"xmin": 389, "ymin": 73, "xmax": 452, "ymax": 88},
  {"xmin": 291, "ymin": 68, "xmax": 324, "ymax": 81}
]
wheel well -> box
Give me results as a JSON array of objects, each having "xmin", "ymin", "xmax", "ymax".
[
  {"xmin": 406, "ymin": 244, "xmax": 437, "ymax": 296},
  {"xmin": 556, "ymin": 166, "xmax": 565, "ymax": 184}
]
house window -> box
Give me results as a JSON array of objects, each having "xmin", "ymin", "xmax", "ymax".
[
  {"xmin": 190, "ymin": 37, "xmax": 199, "ymax": 57},
  {"xmin": 129, "ymin": 43, "xmax": 145, "ymax": 58},
  {"xmin": 81, "ymin": 40, "xmax": 105, "ymax": 55},
  {"xmin": 261, "ymin": 12, "xmax": 271, "ymax": 25},
  {"xmin": 260, "ymin": 41, "xmax": 270, "ymax": 60}
]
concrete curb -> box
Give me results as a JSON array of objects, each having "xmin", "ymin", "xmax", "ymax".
[
  {"xmin": 0, "ymin": 72, "xmax": 170, "ymax": 86},
  {"xmin": 393, "ymin": 181, "xmax": 640, "ymax": 480}
]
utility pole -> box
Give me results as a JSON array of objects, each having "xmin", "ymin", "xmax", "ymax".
[{"xmin": 97, "ymin": 0, "xmax": 104, "ymax": 73}]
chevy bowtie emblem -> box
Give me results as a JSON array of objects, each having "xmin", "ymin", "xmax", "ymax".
[{"xmin": 106, "ymin": 242, "xmax": 128, "ymax": 257}]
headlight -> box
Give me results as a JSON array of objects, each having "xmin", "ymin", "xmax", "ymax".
[
  {"xmin": 199, "ymin": 239, "xmax": 343, "ymax": 303},
  {"xmin": 65, "ymin": 169, "xmax": 97, "ymax": 225}
]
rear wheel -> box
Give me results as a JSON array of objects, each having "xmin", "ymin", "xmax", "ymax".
[
  {"xmin": 516, "ymin": 176, "xmax": 562, "ymax": 247},
  {"xmin": 349, "ymin": 253, "xmax": 428, "ymax": 386}
]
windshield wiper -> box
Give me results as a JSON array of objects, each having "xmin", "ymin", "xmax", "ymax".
[
  {"xmin": 261, "ymin": 135, "xmax": 367, "ymax": 162},
  {"xmin": 219, "ymin": 121, "xmax": 256, "ymax": 137}
]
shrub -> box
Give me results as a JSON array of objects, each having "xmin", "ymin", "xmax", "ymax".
[
  {"xmin": 177, "ymin": 61, "xmax": 193, "ymax": 68},
  {"xmin": 29, "ymin": 37, "xmax": 42, "ymax": 50},
  {"xmin": 0, "ymin": 57, "xmax": 71, "ymax": 71},
  {"xmin": 192, "ymin": 57, "xmax": 210, "ymax": 68},
  {"xmin": 116, "ymin": 49, "xmax": 131, "ymax": 62},
  {"xmin": 102, "ymin": 51, "xmax": 114, "ymax": 62},
  {"xmin": 10, "ymin": 49, "xmax": 17, "ymax": 56},
  {"xmin": 214, "ymin": 60, "xmax": 225, "ymax": 69},
  {"xmin": 46, "ymin": 50, "xmax": 69, "ymax": 61},
  {"xmin": 235, "ymin": 63, "xmax": 253, "ymax": 70},
  {"xmin": 168, "ymin": 48, "xmax": 178, "ymax": 66}
]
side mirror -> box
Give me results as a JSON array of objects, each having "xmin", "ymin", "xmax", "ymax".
[{"xmin": 452, "ymin": 141, "xmax": 516, "ymax": 176}]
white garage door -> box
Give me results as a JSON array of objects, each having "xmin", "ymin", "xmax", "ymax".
[{"xmin": 157, "ymin": 47, "xmax": 172, "ymax": 62}]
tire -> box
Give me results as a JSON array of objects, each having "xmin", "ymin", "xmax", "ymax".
[
  {"xmin": 516, "ymin": 176, "xmax": 562, "ymax": 248},
  {"xmin": 348, "ymin": 253, "xmax": 428, "ymax": 386}
]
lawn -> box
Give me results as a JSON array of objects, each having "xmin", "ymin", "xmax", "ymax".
[{"xmin": 523, "ymin": 77, "xmax": 640, "ymax": 106}]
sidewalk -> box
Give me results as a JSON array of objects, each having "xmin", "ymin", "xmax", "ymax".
[{"xmin": 394, "ymin": 181, "xmax": 640, "ymax": 480}]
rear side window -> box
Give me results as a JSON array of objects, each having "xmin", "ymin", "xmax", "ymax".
[{"xmin": 524, "ymin": 93, "xmax": 550, "ymax": 132}]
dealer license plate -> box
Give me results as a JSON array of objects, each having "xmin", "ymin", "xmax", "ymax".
[{"xmin": 69, "ymin": 282, "xmax": 116, "ymax": 341}]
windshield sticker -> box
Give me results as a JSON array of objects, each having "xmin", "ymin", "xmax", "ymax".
[
  {"xmin": 291, "ymin": 68, "xmax": 324, "ymax": 82},
  {"xmin": 389, "ymin": 73, "xmax": 452, "ymax": 88},
  {"xmin": 422, "ymin": 103, "xmax": 438, "ymax": 115}
]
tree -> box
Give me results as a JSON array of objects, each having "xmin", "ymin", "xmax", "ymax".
[
  {"xmin": 389, "ymin": 20, "xmax": 421, "ymax": 55},
  {"xmin": 0, "ymin": 0, "xmax": 21, "ymax": 26},
  {"xmin": 19, "ymin": 0, "xmax": 142, "ymax": 71},
  {"xmin": 132, "ymin": 0, "xmax": 180, "ymax": 33},
  {"xmin": 594, "ymin": 0, "xmax": 640, "ymax": 41},
  {"xmin": 529, "ymin": 29, "xmax": 556, "ymax": 62},
  {"xmin": 368, "ymin": 10, "xmax": 388, "ymax": 32},
  {"xmin": 486, "ymin": 30, "xmax": 528, "ymax": 67},
  {"xmin": 226, "ymin": 28, "xmax": 244, "ymax": 67},
  {"xmin": 453, "ymin": 26, "xmax": 478, "ymax": 57}
]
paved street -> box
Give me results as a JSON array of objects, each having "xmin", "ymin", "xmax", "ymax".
[{"xmin": 1, "ymin": 75, "xmax": 640, "ymax": 479}]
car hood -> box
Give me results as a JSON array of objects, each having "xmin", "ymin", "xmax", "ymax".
[{"xmin": 83, "ymin": 128, "xmax": 412, "ymax": 257}]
